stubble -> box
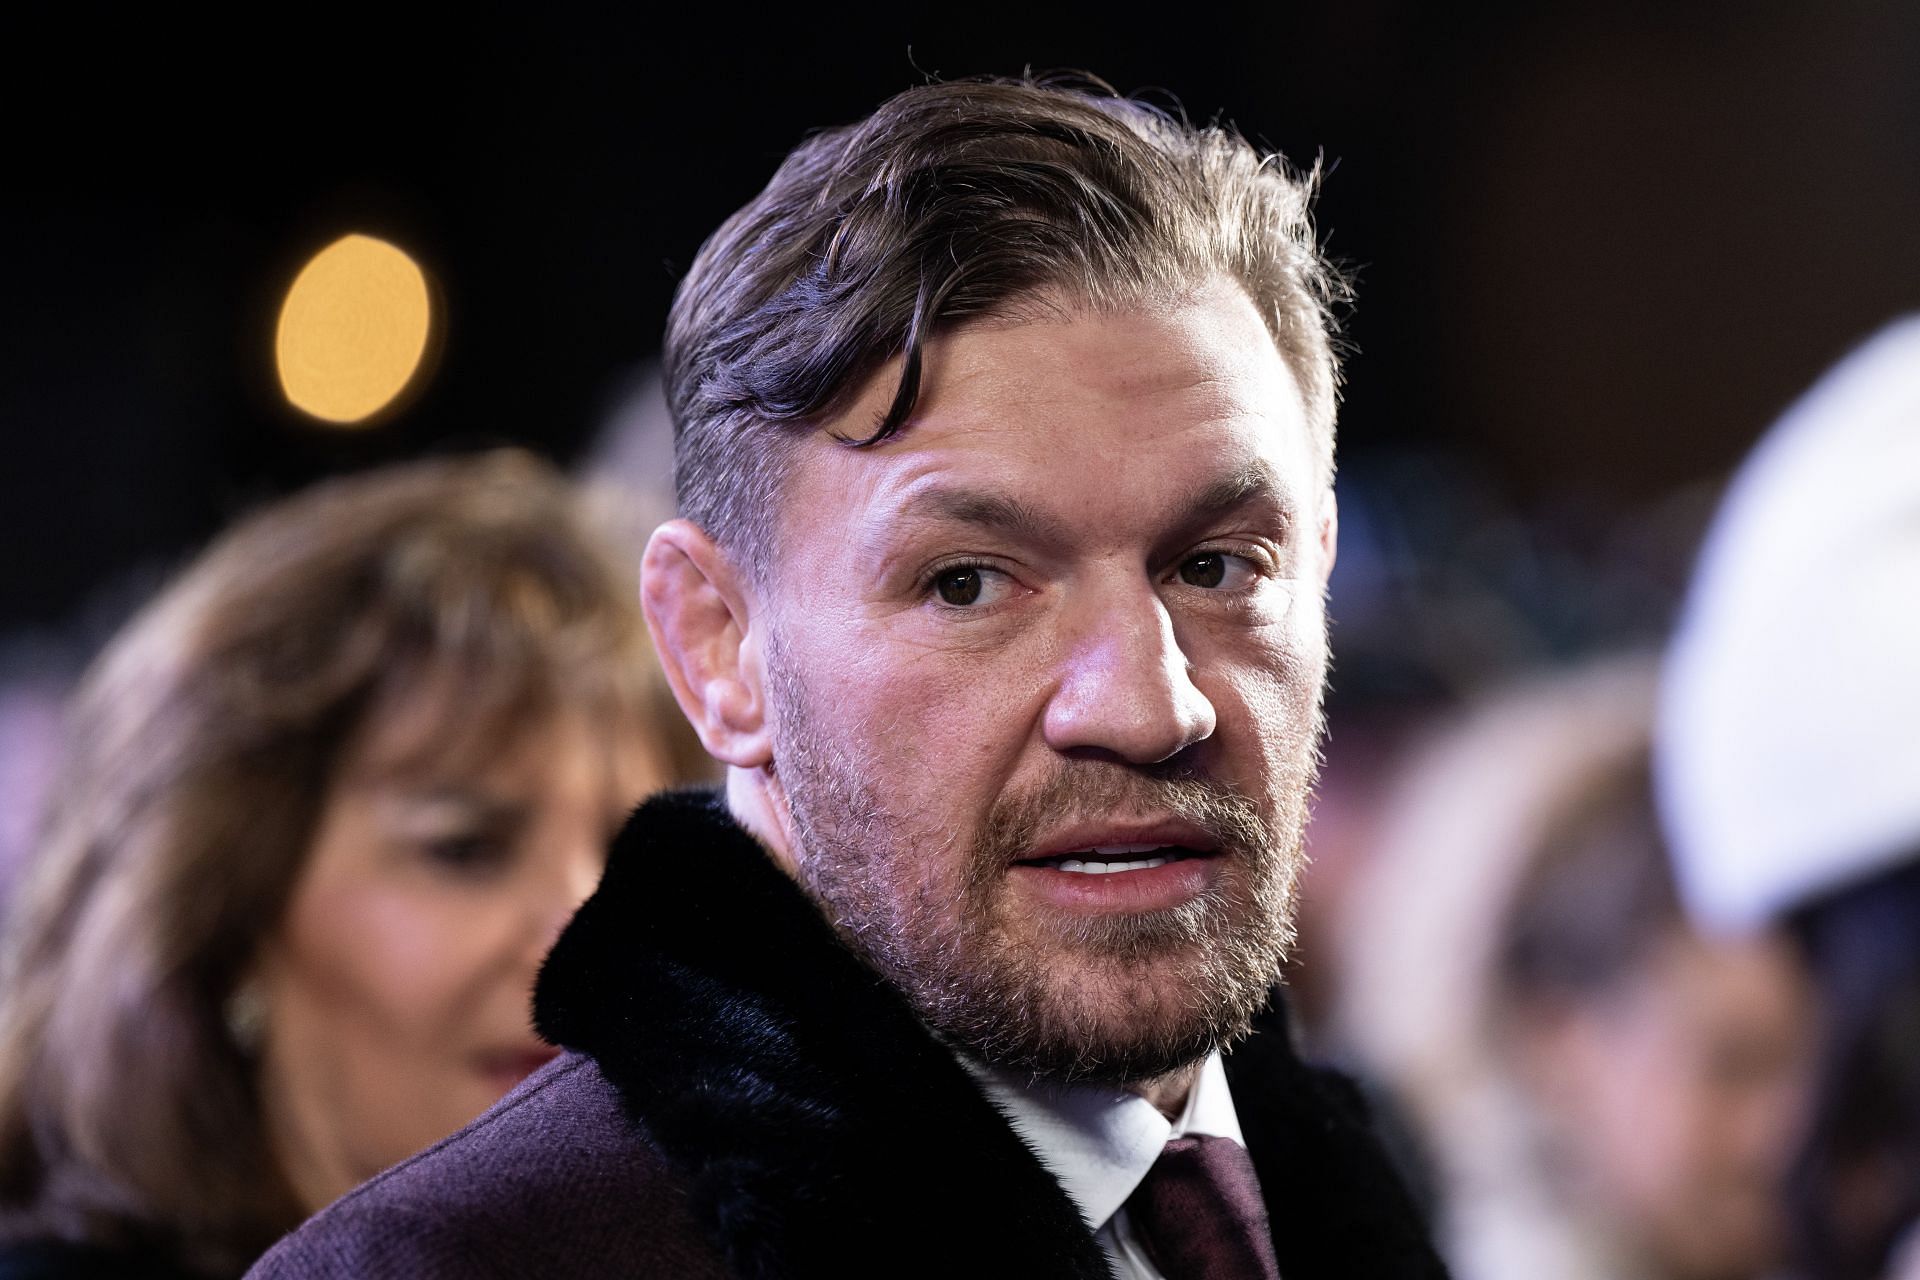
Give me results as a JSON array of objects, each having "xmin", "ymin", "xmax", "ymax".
[{"xmin": 769, "ymin": 647, "xmax": 1316, "ymax": 1085}]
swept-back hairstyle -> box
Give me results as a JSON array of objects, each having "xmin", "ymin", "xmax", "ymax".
[
  {"xmin": 0, "ymin": 450, "xmax": 701, "ymax": 1275},
  {"xmin": 666, "ymin": 74, "xmax": 1346, "ymax": 571}
]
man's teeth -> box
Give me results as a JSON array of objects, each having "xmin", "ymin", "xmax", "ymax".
[
  {"xmin": 1039, "ymin": 844, "xmax": 1191, "ymax": 874},
  {"xmin": 1056, "ymin": 856, "xmax": 1173, "ymax": 875}
]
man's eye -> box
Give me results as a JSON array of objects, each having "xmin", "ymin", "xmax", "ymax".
[
  {"xmin": 1180, "ymin": 554, "xmax": 1227, "ymax": 589},
  {"xmin": 1176, "ymin": 552, "xmax": 1258, "ymax": 591},
  {"xmin": 935, "ymin": 567, "xmax": 985, "ymax": 606},
  {"xmin": 929, "ymin": 563, "xmax": 1015, "ymax": 608}
]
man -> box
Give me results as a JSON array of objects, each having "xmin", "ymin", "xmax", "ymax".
[{"xmin": 250, "ymin": 76, "xmax": 1446, "ymax": 1280}]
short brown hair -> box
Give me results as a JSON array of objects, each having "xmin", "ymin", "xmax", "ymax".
[
  {"xmin": 0, "ymin": 451, "xmax": 703, "ymax": 1274},
  {"xmin": 666, "ymin": 74, "xmax": 1346, "ymax": 570}
]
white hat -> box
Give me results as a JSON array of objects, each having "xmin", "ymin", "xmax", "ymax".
[{"xmin": 1657, "ymin": 314, "xmax": 1920, "ymax": 933}]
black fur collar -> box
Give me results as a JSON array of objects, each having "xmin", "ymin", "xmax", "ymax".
[{"xmin": 535, "ymin": 790, "xmax": 1446, "ymax": 1280}]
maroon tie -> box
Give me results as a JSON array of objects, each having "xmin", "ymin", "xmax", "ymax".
[{"xmin": 1125, "ymin": 1134, "xmax": 1282, "ymax": 1280}]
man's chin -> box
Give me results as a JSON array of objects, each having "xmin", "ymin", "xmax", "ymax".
[
  {"xmin": 933, "ymin": 946, "xmax": 1278, "ymax": 1087},
  {"xmin": 949, "ymin": 1005, "xmax": 1260, "ymax": 1088}
]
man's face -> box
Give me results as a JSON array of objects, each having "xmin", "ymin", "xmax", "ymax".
[{"xmin": 755, "ymin": 277, "xmax": 1333, "ymax": 1083}]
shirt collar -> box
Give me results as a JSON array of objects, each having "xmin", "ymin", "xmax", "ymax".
[{"xmin": 959, "ymin": 1052, "xmax": 1246, "ymax": 1233}]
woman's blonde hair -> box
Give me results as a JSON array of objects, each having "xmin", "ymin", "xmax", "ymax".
[{"xmin": 0, "ymin": 449, "xmax": 704, "ymax": 1274}]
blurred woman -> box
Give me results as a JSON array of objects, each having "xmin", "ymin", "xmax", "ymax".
[
  {"xmin": 0, "ymin": 451, "xmax": 710, "ymax": 1277},
  {"xmin": 1336, "ymin": 659, "xmax": 1814, "ymax": 1280},
  {"xmin": 1657, "ymin": 315, "xmax": 1920, "ymax": 1280}
]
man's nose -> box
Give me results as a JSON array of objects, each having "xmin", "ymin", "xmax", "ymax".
[{"xmin": 1042, "ymin": 583, "xmax": 1216, "ymax": 763}]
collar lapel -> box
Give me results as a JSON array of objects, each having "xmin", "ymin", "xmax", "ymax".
[
  {"xmin": 534, "ymin": 791, "xmax": 1114, "ymax": 1280},
  {"xmin": 1225, "ymin": 997, "xmax": 1451, "ymax": 1279}
]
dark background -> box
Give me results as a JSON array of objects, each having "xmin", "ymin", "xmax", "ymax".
[{"xmin": 6, "ymin": 2, "xmax": 1918, "ymax": 700}]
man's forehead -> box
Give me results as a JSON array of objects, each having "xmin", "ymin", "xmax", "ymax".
[
  {"xmin": 764, "ymin": 284, "xmax": 1319, "ymax": 561},
  {"xmin": 773, "ymin": 419, "xmax": 1310, "ymax": 574},
  {"xmin": 878, "ymin": 456, "xmax": 1299, "ymax": 537},
  {"xmin": 915, "ymin": 284, "xmax": 1290, "ymax": 415}
]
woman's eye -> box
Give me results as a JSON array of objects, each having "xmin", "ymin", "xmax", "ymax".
[
  {"xmin": 1177, "ymin": 552, "xmax": 1258, "ymax": 590},
  {"xmin": 421, "ymin": 832, "xmax": 511, "ymax": 876}
]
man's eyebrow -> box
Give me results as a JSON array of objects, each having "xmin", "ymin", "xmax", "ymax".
[
  {"xmin": 1184, "ymin": 461, "xmax": 1292, "ymax": 527},
  {"xmin": 893, "ymin": 487, "xmax": 1070, "ymax": 545},
  {"xmin": 884, "ymin": 462, "xmax": 1292, "ymax": 549}
]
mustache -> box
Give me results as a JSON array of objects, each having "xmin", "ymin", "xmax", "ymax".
[{"xmin": 969, "ymin": 761, "xmax": 1269, "ymax": 873}]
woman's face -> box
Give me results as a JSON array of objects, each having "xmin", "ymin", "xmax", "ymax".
[
  {"xmin": 255, "ymin": 698, "xmax": 665, "ymax": 1212},
  {"xmin": 1525, "ymin": 927, "xmax": 1815, "ymax": 1280}
]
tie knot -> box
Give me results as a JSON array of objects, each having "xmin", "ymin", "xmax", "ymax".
[{"xmin": 1127, "ymin": 1135, "xmax": 1281, "ymax": 1280}]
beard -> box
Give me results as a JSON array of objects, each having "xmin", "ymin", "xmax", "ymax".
[{"xmin": 767, "ymin": 650, "xmax": 1316, "ymax": 1087}]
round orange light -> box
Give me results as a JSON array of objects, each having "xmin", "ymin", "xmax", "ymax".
[{"xmin": 275, "ymin": 234, "xmax": 432, "ymax": 425}]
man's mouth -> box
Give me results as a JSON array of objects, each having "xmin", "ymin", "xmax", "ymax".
[
  {"xmin": 1007, "ymin": 822, "xmax": 1222, "ymax": 914},
  {"xmin": 1018, "ymin": 843, "xmax": 1210, "ymax": 875}
]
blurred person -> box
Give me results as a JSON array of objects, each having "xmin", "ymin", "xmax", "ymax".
[
  {"xmin": 1338, "ymin": 658, "xmax": 1813, "ymax": 1280},
  {"xmin": 252, "ymin": 76, "xmax": 1448, "ymax": 1279},
  {"xmin": 1658, "ymin": 315, "xmax": 1920, "ymax": 1280},
  {"xmin": 581, "ymin": 360, "xmax": 679, "ymax": 550},
  {"xmin": 0, "ymin": 450, "xmax": 709, "ymax": 1278},
  {"xmin": 0, "ymin": 662, "xmax": 67, "ymax": 905}
]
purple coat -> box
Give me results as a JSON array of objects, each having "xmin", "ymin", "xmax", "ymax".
[{"xmin": 248, "ymin": 791, "xmax": 1447, "ymax": 1279}]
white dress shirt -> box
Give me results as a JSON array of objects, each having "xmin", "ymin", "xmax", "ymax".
[{"xmin": 961, "ymin": 1053, "xmax": 1259, "ymax": 1280}]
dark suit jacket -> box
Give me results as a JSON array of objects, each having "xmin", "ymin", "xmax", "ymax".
[
  {"xmin": 0, "ymin": 1241, "xmax": 201, "ymax": 1280},
  {"xmin": 249, "ymin": 791, "xmax": 1447, "ymax": 1279}
]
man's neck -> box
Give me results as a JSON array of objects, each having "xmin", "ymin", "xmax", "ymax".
[
  {"xmin": 1127, "ymin": 1061, "xmax": 1204, "ymax": 1122},
  {"xmin": 727, "ymin": 765, "xmax": 799, "ymax": 875}
]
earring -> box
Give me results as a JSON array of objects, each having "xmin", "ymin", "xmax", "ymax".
[{"xmin": 224, "ymin": 980, "xmax": 266, "ymax": 1055}]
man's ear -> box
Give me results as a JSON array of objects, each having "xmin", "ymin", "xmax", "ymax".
[
  {"xmin": 1318, "ymin": 485, "xmax": 1339, "ymax": 579},
  {"xmin": 640, "ymin": 519, "xmax": 772, "ymax": 769}
]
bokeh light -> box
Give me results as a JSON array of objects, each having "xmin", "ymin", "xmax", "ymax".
[{"xmin": 275, "ymin": 234, "xmax": 432, "ymax": 425}]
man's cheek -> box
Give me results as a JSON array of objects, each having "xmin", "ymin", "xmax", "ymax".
[
  {"xmin": 1247, "ymin": 625, "xmax": 1327, "ymax": 710},
  {"xmin": 1234, "ymin": 674, "xmax": 1322, "ymax": 766},
  {"xmin": 874, "ymin": 703, "xmax": 992, "ymax": 805}
]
